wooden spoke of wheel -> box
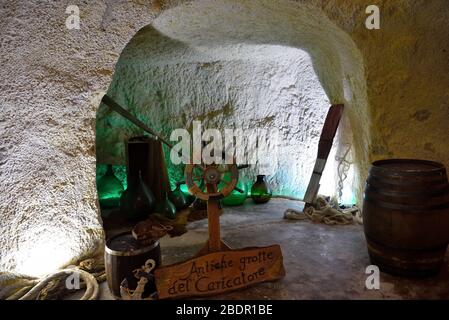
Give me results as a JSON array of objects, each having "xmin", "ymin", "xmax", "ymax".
[{"xmin": 185, "ymin": 164, "xmax": 239, "ymax": 200}]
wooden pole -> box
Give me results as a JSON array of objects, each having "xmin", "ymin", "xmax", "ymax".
[
  {"xmin": 101, "ymin": 95, "xmax": 254, "ymax": 171},
  {"xmin": 206, "ymin": 183, "xmax": 222, "ymax": 252},
  {"xmin": 303, "ymin": 104, "xmax": 344, "ymax": 206},
  {"xmin": 101, "ymin": 94, "xmax": 174, "ymax": 149}
]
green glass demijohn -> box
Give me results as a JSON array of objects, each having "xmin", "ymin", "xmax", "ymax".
[
  {"xmin": 192, "ymin": 177, "xmax": 207, "ymax": 210},
  {"xmin": 219, "ymin": 172, "xmax": 248, "ymax": 206},
  {"xmin": 168, "ymin": 183, "xmax": 190, "ymax": 210},
  {"xmin": 179, "ymin": 183, "xmax": 195, "ymax": 206},
  {"xmin": 155, "ymin": 191, "xmax": 177, "ymax": 219},
  {"xmin": 192, "ymin": 197, "xmax": 207, "ymax": 211},
  {"xmin": 97, "ymin": 164, "xmax": 124, "ymax": 209},
  {"xmin": 120, "ymin": 170, "xmax": 155, "ymax": 221},
  {"xmin": 251, "ymin": 175, "xmax": 272, "ymax": 204}
]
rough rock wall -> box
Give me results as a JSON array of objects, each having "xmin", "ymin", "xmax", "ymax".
[
  {"xmin": 327, "ymin": 0, "xmax": 449, "ymax": 166},
  {"xmin": 97, "ymin": 36, "xmax": 337, "ymax": 198},
  {"xmin": 1, "ymin": 0, "xmax": 448, "ymax": 276},
  {"xmin": 147, "ymin": 0, "xmax": 370, "ymax": 204},
  {"xmin": 0, "ymin": 0, "xmax": 162, "ymax": 276}
]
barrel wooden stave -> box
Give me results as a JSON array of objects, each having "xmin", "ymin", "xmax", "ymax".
[
  {"xmin": 363, "ymin": 159, "xmax": 449, "ymax": 276},
  {"xmin": 105, "ymin": 232, "xmax": 161, "ymax": 298}
]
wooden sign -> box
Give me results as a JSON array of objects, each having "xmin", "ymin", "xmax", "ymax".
[{"xmin": 154, "ymin": 245, "xmax": 285, "ymax": 299}]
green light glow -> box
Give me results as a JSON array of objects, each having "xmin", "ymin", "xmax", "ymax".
[
  {"xmin": 96, "ymin": 164, "xmax": 125, "ymax": 208},
  {"xmin": 179, "ymin": 183, "xmax": 191, "ymax": 197},
  {"xmin": 219, "ymin": 173, "xmax": 248, "ymax": 206}
]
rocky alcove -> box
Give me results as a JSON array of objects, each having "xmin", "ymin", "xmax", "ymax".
[{"xmin": 1, "ymin": 0, "xmax": 448, "ymax": 293}]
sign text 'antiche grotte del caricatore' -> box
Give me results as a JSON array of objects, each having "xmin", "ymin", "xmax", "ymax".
[{"xmin": 154, "ymin": 245, "xmax": 285, "ymax": 299}]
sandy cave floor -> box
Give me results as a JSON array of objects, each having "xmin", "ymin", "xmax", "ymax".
[{"xmin": 72, "ymin": 199, "xmax": 449, "ymax": 300}]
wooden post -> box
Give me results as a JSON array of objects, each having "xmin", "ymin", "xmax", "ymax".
[
  {"xmin": 101, "ymin": 94, "xmax": 173, "ymax": 149},
  {"xmin": 206, "ymin": 183, "xmax": 221, "ymax": 252},
  {"xmin": 303, "ymin": 104, "xmax": 344, "ymax": 206},
  {"xmin": 153, "ymin": 164, "xmax": 286, "ymax": 299}
]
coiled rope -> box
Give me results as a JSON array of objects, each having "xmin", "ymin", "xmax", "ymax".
[
  {"xmin": 284, "ymin": 195, "xmax": 362, "ymax": 225},
  {"xmin": 0, "ymin": 258, "xmax": 105, "ymax": 300}
]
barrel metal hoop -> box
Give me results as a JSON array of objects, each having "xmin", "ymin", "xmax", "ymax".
[
  {"xmin": 367, "ymin": 173, "xmax": 448, "ymax": 185},
  {"xmin": 106, "ymin": 238, "xmax": 160, "ymax": 257},
  {"xmin": 371, "ymin": 159, "xmax": 446, "ymax": 176},
  {"xmin": 365, "ymin": 182, "xmax": 449, "ymax": 198},
  {"xmin": 365, "ymin": 235, "xmax": 448, "ymax": 255},
  {"xmin": 363, "ymin": 195, "xmax": 449, "ymax": 211}
]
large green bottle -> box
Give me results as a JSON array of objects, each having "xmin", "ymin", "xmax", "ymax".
[
  {"xmin": 180, "ymin": 183, "xmax": 195, "ymax": 205},
  {"xmin": 250, "ymin": 175, "xmax": 272, "ymax": 204},
  {"xmin": 191, "ymin": 177, "xmax": 207, "ymax": 211},
  {"xmin": 120, "ymin": 171, "xmax": 155, "ymax": 221},
  {"xmin": 155, "ymin": 191, "xmax": 177, "ymax": 219},
  {"xmin": 169, "ymin": 183, "xmax": 191, "ymax": 210},
  {"xmin": 219, "ymin": 172, "xmax": 247, "ymax": 206},
  {"xmin": 97, "ymin": 164, "xmax": 124, "ymax": 209}
]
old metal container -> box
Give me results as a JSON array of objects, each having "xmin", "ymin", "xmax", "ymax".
[{"xmin": 363, "ymin": 159, "xmax": 449, "ymax": 276}]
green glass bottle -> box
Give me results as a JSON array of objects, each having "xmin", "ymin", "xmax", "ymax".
[
  {"xmin": 191, "ymin": 177, "xmax": 207, "ymax": 210},
  {"xmin": 179, "ymin": 183, "xmax": 195, "ymax": 206},
  {"xmin": 97, "ymin": 164, "xmax": 124, "ymax": 209},
  {"xmin": 155, "ymin": 192, "xmax": 177, "ymax": 219},
  {"xmin": 192, "ymin": 197, "xmax": 207, "ymax": 211},
  {"xmin": 169, "ymin": 183, "xmax": 190, "ymax": 210},
  {"xmin": 120, "ymin": 171, "xmax": 155, "ymax": 221},
  {"xmin": 251, "ymin": 175, "xmax": 272, "ymax": 204},
  {"xmin": 219, "ymin": 172, "xmax": 247, "ymax": 206}
]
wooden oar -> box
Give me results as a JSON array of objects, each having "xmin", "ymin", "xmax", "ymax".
[
  {"xmin": 101, "ymin": 94, "xmax": 174, "ymax": 149},
  {"xmin": 303, "ymin": 104, "xmax": 344, "ymax": 206},
  {"xmin": 102, "ymin": 94, "xmax": 248, "ymax": 194}
]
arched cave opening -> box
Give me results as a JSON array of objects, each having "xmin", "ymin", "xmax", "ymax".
[
  {"xmin": 4, "ymin": 0, "xmax": 449, "ymax": 300},
  {"xmin": 95, "ymin": 0, "xmax": 366, "ymax": 224}
]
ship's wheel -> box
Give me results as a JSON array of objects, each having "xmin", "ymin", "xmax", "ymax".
[
  {"xmin": 184, "ymin": 162, "xmax": 239, "ymax": 253},
  {"xmin": 184, "ymin": 163, "xmax": 239, "ymax": 201}
]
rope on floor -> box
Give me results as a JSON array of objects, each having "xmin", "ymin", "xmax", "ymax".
[
  {"xmin": 284, "ymin": 195, "xmax": 362, "ymax": 225},
  {"xmin": 0, "ymin": 257, "xmax": 105, "ymax": 300}
]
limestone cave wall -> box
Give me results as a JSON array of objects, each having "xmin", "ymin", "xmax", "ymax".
[
  {"xmin": 96, "ymin": 29, "xmax": 338, "ymax": 199},
  {"xmin": 1, "ymin": 0, "xmax": 448, "ymax": 276}
]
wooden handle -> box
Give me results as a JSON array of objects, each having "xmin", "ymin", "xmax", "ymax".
[
  {"xmin": 102, "ymin": 94, "xmax": 173, "ymax": 149},
  {"xmin": 317, "ymin": 104, "xmax": 344, "ymax": 159},
  {"xmin": 206, "ymin": 183, "xmax": 222, "ymax": 252},
  {"xmin": 303, "ymin": 104, "xmax": 344, "ymax": 204}
]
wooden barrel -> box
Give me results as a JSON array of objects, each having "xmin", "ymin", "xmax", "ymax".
[
  {"xmin": 363, "ymin": 159, "xmax": 449, "ymax": 276},
  {"xmin": 105, "ymin": 232, "xmax": 161, "ymax": 299}
]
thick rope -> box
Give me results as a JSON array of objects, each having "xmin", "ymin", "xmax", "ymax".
[
  {"xmin": 0, "ymin": 257, "xmax": 105, "ymax": 300},
  {"xmin": 284, "ymin": 195, "xmax": 362, "ymax": 225},
  {"xmin": 19, "ymin": 269, "xmax": 99, "ymax": 300},
  {"xmin": 336, "ymin": 143, "xmax": 352, "ymax": 201}
]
